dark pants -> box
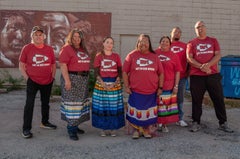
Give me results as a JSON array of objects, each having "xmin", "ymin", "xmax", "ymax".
[
  {"xmin": 190, "ymin": 73, "xmax": 227, "ymax": 125},
  {"xmin": 23, "ymin": 78, "xmax": 53, "ymax": 131}
]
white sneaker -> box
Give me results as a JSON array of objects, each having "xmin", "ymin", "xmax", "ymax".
[
  {"xmin": 176, "ymin": 120, "xmax": 188, "ymax": 127},
  {"xmin": 162, "ymin": 126, "xmax": 169, "ymax": 133},
  {"xmin": 158, "ymin": 124, "xmax": 163, "ymax": 131}
]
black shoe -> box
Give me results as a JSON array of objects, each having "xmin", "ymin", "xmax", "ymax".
[
  {"xmin": 218, "ymin": 123, "xmax": 234, "ymax": 133},
  {"xmin": 40, "ymin": 122, "xmax": 57, "ymax": 129},
  {"xmin": 69, "ymin": 133, "xmax": 79, "ymax": 141},
  {"xmin": 22, "ymin": 130, "xmax": 33, "ymax": 139},
  {"xmin": 77, "ymin": 128, "xmax": 85, "ymax": 134}
]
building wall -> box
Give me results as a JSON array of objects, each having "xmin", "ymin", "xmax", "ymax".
[{"xmin": 1, "ymin": 0, "xmax": 240, "ymax": 83}]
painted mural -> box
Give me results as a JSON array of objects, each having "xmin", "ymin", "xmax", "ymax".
[{"xmin": 0, "ymin": 10, "xmax": 111, "ymax": 68}]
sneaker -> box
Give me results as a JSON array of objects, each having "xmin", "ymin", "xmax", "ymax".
[
  {"xmin": 40, "ymin": 122, "xmax": 57, "ymax": 129},
  {"xmin": 22, "ymin": 130, "xmax": 33, "ymax": 139},
  {"xmin": 190, "ymin": 122, "xmax": 201, "ymax": 132},
  {"xmin": 176, "ymin": 120, "xmax": 188, "ymax": 127},
  {"xmin": 143, "ymin": 131, "xmax": 152, "ymax": 139},
  {"xmin": 162, "ymin": 126, "xmax": 169, "ymax": 133},
  {"xmin": 69, "ymin": 132, "xmax": 79, "ymax": 141},
  {"xmin": 100, "ymin": 130, "xmax": 107, "ymax": 137},
  {"xmin": 218, "ymin": 123, "xmax": 234, "ymax": 133},
  {"xmin": 77, "ymin": 128, "xmax": 85, "ymax": 134},
  {"xmin": 158, "ymin": 124, "xmax": 163, "ymax": 131},
  {"xmin": 132, "ymin": 131, "xmax": 140, "ymax": 139},
  {"xmin": 110, "ymin": 130, "xmax": 117, "ymax": 137}
]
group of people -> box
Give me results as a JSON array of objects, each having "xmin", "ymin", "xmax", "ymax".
[{"xmin": 19, "ymin": 20, "xmax": 233, "ymax": 141}]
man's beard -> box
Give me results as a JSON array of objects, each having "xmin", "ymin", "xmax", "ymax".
[{"xmin": 174, "ymin": 38, "xmax": 180, "ymax": 41}]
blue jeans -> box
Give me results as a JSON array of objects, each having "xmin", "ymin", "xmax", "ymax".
[{"xmin": 177, "ymin": 78, "xmax": 187, "ymax": 120}]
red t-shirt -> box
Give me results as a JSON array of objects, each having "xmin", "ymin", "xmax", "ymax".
[
  {"xmin": 19, "ymin": 43, "xmax": 55, "ymax": 85},
  {"xmin": 187, "ymin": 36, "xmax": 220, "ymax": 76},
  {"xmin": 171, "ymin": 41, "xmax": 187, "ymax": 78},
  {"xmin": 155, "ymin": 49, "xmax": 182, "ymax": 90},
  {"xmin": 94, "ymin": 52, "xmax": 122, "ymax": 78},
  {"xmin": 123, "ymin": 50, "xmax": 164, "ymax": 94},
  {"xmin": 59, "ymin": 45, "xmax": 90, "ymax": 71}
]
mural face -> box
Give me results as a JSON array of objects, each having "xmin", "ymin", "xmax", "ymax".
[{"xmin": 0, "ymin": 11, "xmax": 111, "ymax": 68}]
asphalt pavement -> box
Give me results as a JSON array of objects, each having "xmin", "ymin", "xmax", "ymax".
[{"xmin": 0, "ymin": 89, "xmax": 239, "ymax": 159}]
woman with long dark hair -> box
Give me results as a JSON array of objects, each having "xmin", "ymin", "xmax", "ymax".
[
  {"xmin": 123, "ymin": 34, "xmax": 164, "ymax": 139},
  {"xmin": 59, "ymin": 29, "xmax": 90, "ymax": 140}
]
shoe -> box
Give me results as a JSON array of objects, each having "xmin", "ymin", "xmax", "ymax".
[
  {"xmin": 158, "ymin": 124, "xmax": 163, "ymax": 131},
  {"xmin": 190, "ymin": 122, "xmax": 201, "ymax": 132},
  {"xmin": 100, "ymin": 130, "xmax": 107, "ymax": 137},
  {"xmin": 22, "ymin": 130, "xmax": 33, "ymax": 139},
  {"xmin": 176, "ymin": 120, "xmax": 188, "ymax": 127},
  {"xmin": 162, "ymin": 126, "xmax": 169, "ymax": 133},
  {"xmin": 40, "ymin": 122, "xmax": 57, "ymax": 129},
  {"xmin": 132, "ymin": 131, "xmax": 140, "ymax": 139},
  {"xmin": 69, "ymin": 132, "xmax": 79, "ymax": 141},
  {"xmin": 77, "ymin": 128, "xmax": 85, "ymax": 134},
  {"xmin": 218, "ymin": 123, "xmax": 234, "ymax": 133},
  {"xmin": 110, "ymin": 130, "xmax": 117, "ymax": 137},
  {"xmin": 143, "ymin": 131, "xmax": 152, "ymax": 139}
]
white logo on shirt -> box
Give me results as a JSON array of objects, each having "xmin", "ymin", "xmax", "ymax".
[
  {"xmin": 32, "ymin": 54, "xmax": 48, "ymax": 64},
  {"xmin": 158, "ymin": 55, "xmax": 170, "ymax": 62},
  {"xmin": 136, "ymin": 58, "xmax": 153, "ymax": 67},
  {"xmin": 171, "ymin": 46, "xmax": 184, "ymax": 54},
  {"xmin": 196, "ymin": 44, "xmax": 211, "ymax": 52},
  {"xmin": 101, "ymin": 59, "xmax": 116, "ymax": 68},
  {"xmin": 77, "ymin": 51, "xmax": 88, "ymax": 60}
]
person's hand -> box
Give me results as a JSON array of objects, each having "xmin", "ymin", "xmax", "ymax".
[
  {"xmin": 157, "ymin": 88, "xmax": 162, "ymax": 96},
  {"xmin": 125, "ymin": 87, "xmax": 132, "ymax": 94},
  {"xmin": 172, "ymin": 86, "xmax": 178, "ymax": 94},
  {"xmin": 105, "ymin": 83, "xmax": 114, "ymax": 90},
  {"xmin": 64, "ymin": 81, "xmax": 71, "ymax": 91},
  {"xmin": 200, "ymin": 63, "xmax": 212, "ymax": 74}
]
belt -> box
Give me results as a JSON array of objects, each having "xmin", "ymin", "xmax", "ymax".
[{"xmin": 68, "ymin": 71, "xmax": 89, "ymax": 76}]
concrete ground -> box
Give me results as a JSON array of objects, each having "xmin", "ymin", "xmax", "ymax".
[{"xmin": 0, "ymin": 89, "xmax": 239, "ymax": 159}]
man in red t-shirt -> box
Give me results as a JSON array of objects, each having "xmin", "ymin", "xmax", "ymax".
[
  {"xmin": 187, "ymin": 21, "xmax": 233, "ymax": 133},
  {"xmin": 19, "ymin": 26, "xmax": 57, "ymax": 139},
  {"xmin": 170, "ymin": 27, "xmax": 188, "ymax": 127}
]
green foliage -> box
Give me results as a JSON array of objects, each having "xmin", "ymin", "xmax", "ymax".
[
  {"xmin": 51, "ymin": 84, "xmax": 61, "ymax": 96},
  {"xmin": 0, "ymin": 70, "xmax": 24, "ymax": 91},
  {"xmin": 0, "ymin": 78, "xmax": 5, "ymax": 88},
  {"xmin": 88, "ymin": 69, "xmax": 96, "ymax": 96}
]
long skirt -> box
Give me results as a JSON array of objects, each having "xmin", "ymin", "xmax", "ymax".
[
  {"xmin": 92, "ymin": 77, "xmax": 125, "ymax": 130},
  {"xmin": 126, "ymin": 91, "xmax": 158, "ymax": 130},
  {"xmin": 157, "ymin": 90, "xmax": 179, "ymax": 124},
  {"xmin": 60, "ymin": 74, "xmax": 90, "ymax": 126}
]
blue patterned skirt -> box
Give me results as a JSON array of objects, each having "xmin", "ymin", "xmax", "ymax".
[
  {"xmin": 60, "ymin": 74, "xmax": 90, "ymax": 126},
  {"xmin": 92, "ymin": 77, "xmax": 125, "ymax": 130},
  {"xmin": 126, "ymin": 91, "xmax": 158, "ymax": 127}
]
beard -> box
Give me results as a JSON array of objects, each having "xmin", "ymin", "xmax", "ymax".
[{"xmin": 174, "ymin": 38, "xmax": 180, "ymax": 41}]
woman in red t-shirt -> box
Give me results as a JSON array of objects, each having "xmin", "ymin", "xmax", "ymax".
[
  {"xmin": 92, "ymin": 37, "xmax": 125, "ymax": 137},
  {"xmin": 59, "ymin": 29, "xmax": 90, "ymax": 141},
  {"xmin": 155, "ymin": 36, "xmax": 182, "ymax": 133},
  {"xmin": 123, "ymin": 34, "xmax": 164, "ymax": 139}
]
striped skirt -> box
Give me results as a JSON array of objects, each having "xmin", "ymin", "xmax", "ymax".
[
  {"xmin": 60, "ymin": 74, "xmax": 90, "ymax": 126},
  {"xmin": 92, "ymin": 77, "xmax": 125, "ymax": 130},
  {"xmin": 126, "ymin": 91, "xmax": 158, "ymax": 127},
  {"xmin": 157, "ymin": 90, "xmax": 179, "ymax": 124}
]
